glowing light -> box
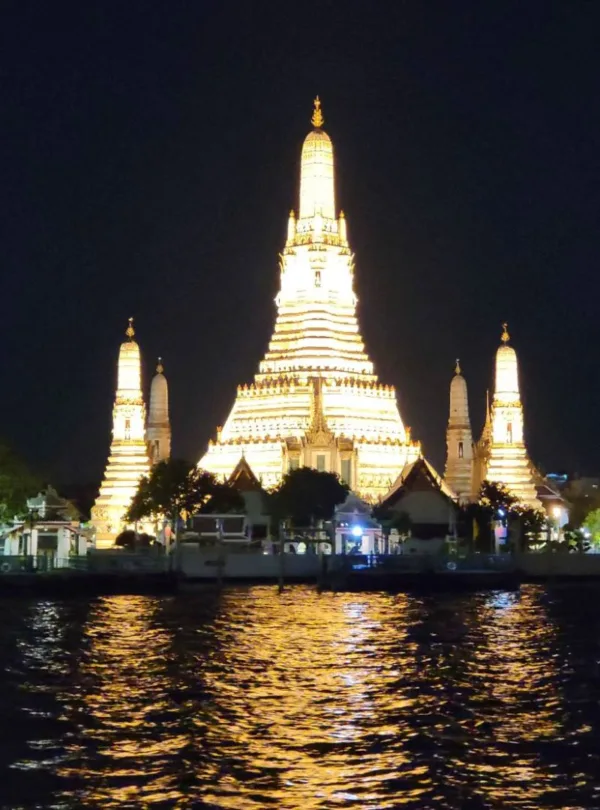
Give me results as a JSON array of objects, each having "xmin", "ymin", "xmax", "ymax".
[
  {"xmin": 485, "ymin": 324, "xmax": 541, "ymax": 508},
  {"xmin": 91, "ymin": 321, "xmax": 151, "ymax": 546},
  {"xmin": 199, "ymin": 100, "xmax": 419, "ymax": 500},
  {"xmin": 351, "ymin": 525, "xmax": 363, "ymax": 538}
]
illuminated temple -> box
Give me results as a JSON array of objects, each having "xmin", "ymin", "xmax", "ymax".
[
  {"xmin": 199, "ymin": 99, "xmax": 420, "ymax": 500},
  {"xmin": 91, "ymin": 319, "xmax": 171, "ymax": 545},
  {"xmin": 472, "ymin": 325, "xmax": 541, "ymax": 508}
]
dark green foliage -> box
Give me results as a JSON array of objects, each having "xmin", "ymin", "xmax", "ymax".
[
  {"xmin": 114, "ymin": 530, "xmax": 155, "ymax": 550},
  {"xmin": 200, "ymin": 480, "xmax": 245, "ymax": 514},
  {"xmin": 124, "ymin": 459, "xmax": 244, "ymax": 528},
  {"xmin": 0, "ymin": 441, "xmax": 40, "ymax": 522},
  {"xmin": 478, "ymin": 480, "xmax": 519, "ymax": 514},
  {"xmin": 114, "ymin": 529, "xmax": 137, "ymax": 549},
  {"xmin": 371, "ymin": 504, "xmax": 412, "ymax": 537},
  {"xmin": 463, "ymin": 481, "xmax": 533, "ymax": 552},
  {"xmin": 269, "ymin": 467, "xmax": 349, "ymax": 526},
  {"xmin": 564, "ymin": 482, "xmax": 600, "ymax": 529},
  {"xmin": 563, "ymin": 527, "xmax": 590, "ymax": 553},
  {"xmin": 512, "ymin": 505, "xmax": 547, "ymax": 550}
]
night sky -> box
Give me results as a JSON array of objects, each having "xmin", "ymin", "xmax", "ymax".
[{"xmin": 2, "ymin": 1, "xmax": 599, "ymax": 489}]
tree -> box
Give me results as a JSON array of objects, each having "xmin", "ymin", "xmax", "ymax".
[
  {"xmin": 0, "ymin": 441, "xmax": 39, "ymax": 523},
  {"xmin": 114, "ymin": 530, "xmax": 137, "ymax": 550},
  {"xmin": 478, "ymin": 480, "xmax": 519, "ymax": 515},
  {"xmin": 124, "ymin": 459, "xmax": 242, "ymax": 534},
  {"xmin": 269, "ymin": 467, "xmax": 349, "ymax": 527},
  {"xmin": 564, "ymin": 483, "xmax": 600, "ymax": 530},
  {"xmin": 465, "ymin": 481, "xmax": 520, "ymax": 552},
  {"xmin": 512, "ymin": 505, "xmax": 547, "ymax": 551},
  {"xmin": 372, "ymin": 504, "xmax": 412, "ymax": 540},
  {"xmin": 200, "ymin": 480, "xmax": 245, "ymax": 514},
  {"xmin": 583, "ymin": 508, "xmax": 600, "ymax": 549}
]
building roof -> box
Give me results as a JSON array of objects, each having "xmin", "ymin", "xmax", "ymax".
[
  {"xmin": 228, "ymin": 455, "xmax": 264, "ymax": 492},
  {"xmin": 382, "ymin": 456, "xmax": 459, "ymax": 508},
  {"xmin": 335, "ymin": 492, "xmax": 379, "ymax": 528}
]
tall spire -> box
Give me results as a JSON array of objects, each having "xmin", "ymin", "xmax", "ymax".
[
  {"xmin": 117, "ymin": 318, "xmax": 143, "ymax": 400},
  {"xmin": 299, "ymin": 96, "xmax": 335, "ymax": 221},
  {"xmin": 311, "ymin": 96, "xmax": 324, "ymax": 128},
  {"xmin": 445, "ymin": 359, "xmax": 473, "ymax": 501},
  {"xmin": 91, "ymin": 320, "xmax": 150, "ymax": 546},
  {"xmin": 485, "ymin": 328, "xmax": 541, "ymax": 508},
  {"xmin": 495, "ymin": 322, "xmax": 519, "ymax": 401},
  {"xmin": 147, "ymin": 356, "xmax": 171, "ymax": 464},
  {"xmin": 478, "ymin": 389, "xmax": 492, "ymax": 448}
]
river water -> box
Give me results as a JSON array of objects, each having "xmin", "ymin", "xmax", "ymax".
[{"xmin": 0, "ymin": 585, "xmax": 599, "ymax": 809}]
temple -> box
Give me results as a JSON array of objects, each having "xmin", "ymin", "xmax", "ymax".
[
  {"xmin": 444, "ymin": 360, "xmax": 474, "ymax": 502},
  {"xmin": 199, "ymin": 98, "xmax": 420, "ymax": 500},
  {"xmin": 91, "ymin": 320, "xmax": 172, "ymax": 546},
  {"xmin": 472, "ymin": 324, "xmax": 540, "ymax": 507}
]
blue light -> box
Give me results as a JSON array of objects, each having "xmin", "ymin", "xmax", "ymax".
[
  {"xmin": 497, "ymin": 509, "xmax": 505, "ymax": 517},
  {"xmin": 351, "ymin": 525, "xmax": 363, "ymax": 538}
]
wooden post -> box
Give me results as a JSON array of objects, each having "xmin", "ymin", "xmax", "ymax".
[
  {"xmin": 216, "ymin": 518, "xmax": 224, "ymax": 587},
  {"xmin": 278, "ymin": 520, "xmax": 285, "ymax": 593}
]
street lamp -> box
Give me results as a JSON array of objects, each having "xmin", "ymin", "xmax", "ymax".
[{"xmin": 552, "ymin": 505, "xmax": 562, "ymax": 542}]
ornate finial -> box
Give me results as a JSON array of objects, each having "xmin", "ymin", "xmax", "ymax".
[
  {"xmin": 340, "ymin": 210, "xmax": 345, "ymax": 218},
  {"xmin": 455, "ymin": 358, "xmax": 461, "ymax": 375},
  {"xmin": 501, "ymin": 322, "xmax": 510, "ymax": 343},
  {"xmin": 156, "ymin": 356, "xmax": 164, "ymax": 374},
  {"xmin": 126, "ymin": 317, "xmax": 135, "ymax": 339},
  {"xmin": 311, "ymin": 96, "xmax": 324, "ymax": 128}
]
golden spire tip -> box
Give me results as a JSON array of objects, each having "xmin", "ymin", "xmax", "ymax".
[
  {"xmin": 311, "ymin": 95, "xmax": 324, "ymax": 128},
  {"xmin": 455, "ymin": 358, "xmax": 461, "ymax": 374},
  {"xmin": 501, "ymin": 322, "xmax": 510, "ymax": 343},
  {"xmin": 156, "ymin": 356, "xmax": 164, "ymax": 374},
  {"xmin": 126, "ymin": 317, "xmax": 135, "ymax": 339}
]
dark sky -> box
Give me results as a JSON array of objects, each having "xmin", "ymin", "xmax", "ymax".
[{"xmin": 2, "ymin": 1, "xmax": 599, "ymax": 487}]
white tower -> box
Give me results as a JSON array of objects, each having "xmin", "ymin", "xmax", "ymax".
[
  {"xmin": 91, "ymin": 318, "xmax": 151, "ymax": 546},
  {"xmin": 147, "ymin": 357, "xmax": 171, "ymax": 464},
  {"xmin": 485, "ymin": 324, "xmax": 540, "ymax": 508},
  {"xmin": 444, "ymin": 360, "xmax": 474, "ymax": 501}
]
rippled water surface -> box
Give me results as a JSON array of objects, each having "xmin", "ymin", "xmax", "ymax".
[{"xmin": 1, "ymin": 585, "xmax": 600, "ymax": 808}]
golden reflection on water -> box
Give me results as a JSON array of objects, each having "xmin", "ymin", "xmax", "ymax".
[
  {"xmin": 4, "ymin": 585, "xmax": 600, "ymax": 809},
  {"xmin": 60, "ymin": 595, "xmax": 186, "ymax": 807}
]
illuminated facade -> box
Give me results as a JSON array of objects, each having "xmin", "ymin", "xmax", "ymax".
[
  {"xmin": 91, "ymin": 319, "xmax": 151, "ymax": 546},
  {"xmin": 444, "ymin": 360, "xmax": 474, "ymax": 502},
  {"xmin": 476, "ymin": 325, "xmax": 541, "ymax": 508},
  {"xmin": 199, "ymin": 98, "xmax": 420, "ymax": 499}
]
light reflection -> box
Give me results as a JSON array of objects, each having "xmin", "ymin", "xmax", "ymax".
[
  {"xmin": 56, "ymin": 595, "xmax": 185, "ymax": 807},
  {"xmin": 1, "ymin": 586, "xmax": 599, "ymax": 809}
]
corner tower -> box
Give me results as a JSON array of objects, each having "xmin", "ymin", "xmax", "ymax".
[
  {"xmin": 198, "ymin": 99, "xmax": 420, "ymax": 500},
  {"xmin": 444, "ymin": 360, "xmax": 473, "ymax": 501},
  {"xmin": 147, "ymin": 358, "xmax": 171, "ymax": 464},
  {"xmin": 91, "ymin": 319, "xmax": 150, "ymax": 546},
  {"xmin": 484, "ymin": 324, "xmax": 540, "ymax": 508}
]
